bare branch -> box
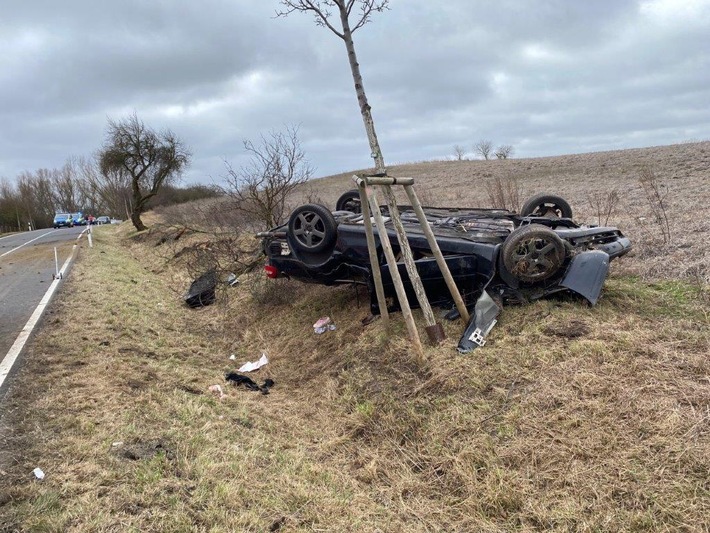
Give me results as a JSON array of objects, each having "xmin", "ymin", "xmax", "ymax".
[
  {"xmin": 277, "ymin": 0, "xmax": 388, "ymax": 36},
  {"xmin": 223, "ymin": 125, "xmax": 313, "ymax": 230},
  {"xmin": 276, "ymin": 0, "xmax": 344, "ymax": 38}
]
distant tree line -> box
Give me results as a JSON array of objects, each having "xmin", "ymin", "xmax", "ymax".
[
  {"xmin": 0, "ymin": 116, "xmax": 220, "ymax": 233},
  {"xmin": 453, "ymin": 140, "xmax": 515, "ymax": 161}
]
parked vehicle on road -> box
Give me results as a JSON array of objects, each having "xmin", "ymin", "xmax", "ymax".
[
  {"xmin": 95, "ymin": 216, "xmax": 111, "ymax": 225},
  {"xmin": 53, "ymin": 213, "xmax": 74, "ymax": 228},
  {"xmin": 258, "ymin": 191, "xmax": 632, "ymax": 351},
  {"xmin": 71, "ymin": 212, "xmax": 85, "ymax": 226}
]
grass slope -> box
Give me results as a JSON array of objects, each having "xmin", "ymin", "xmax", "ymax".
[{"xmin": 0, "ymin": 217, "xmax": 708, "ymax": 531}]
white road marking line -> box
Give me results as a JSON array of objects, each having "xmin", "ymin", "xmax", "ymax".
[
  {"xmin": 0, "ymin": 229, "xmax": 59, "ymax": 259},
  {"xmin": 0, "ymin": 233, "xmax": 20, "ymax": 241},
  {"xmin": 0, "ymin": 245, "xmax": 77, "ymax": 389}
]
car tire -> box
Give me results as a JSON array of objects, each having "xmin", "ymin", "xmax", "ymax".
[
  {"xmin": 335, "ymin": 190, "xmax": 362, "ymax": 213},
  {"xmin": 502, "ymin": 224, "xmax": 566, "ymax": 283},
  {"xmin": 288, "ymin": 204, "xmax": 338, "ymax": 253},
  {"xmin": 520, "ymin": 193, "xmax": 573, "ymax": 218}
]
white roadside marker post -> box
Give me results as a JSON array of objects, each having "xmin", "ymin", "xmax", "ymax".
[{"xmin": 54, "ymin": 247, "xmax": 62, "ymax": 280}]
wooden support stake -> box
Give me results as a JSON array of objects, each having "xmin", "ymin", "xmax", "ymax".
[
  {"xmin": 365, "ymin": 185, "xmax": 424, "ymax": 362},
  {"xmin": 378, "ymin": 185, "xmax": 443, "ymax": 346},
  {"xmin": 404, "ymin": 184, "xmax": 470, "ymax": 324},
  {"xmin": 362, "ymin": 176, "xmax": 415, "ymax": 186},
  {"xmin": 354, "ymin": 177, "xmax": 389, "ymax": 325}
]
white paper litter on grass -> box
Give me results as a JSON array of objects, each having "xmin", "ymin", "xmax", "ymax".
[
  {"xmin": 33, "ymin": 468, "xmax": 45, "ymax": 480},
  {"xmin": 238, "ymin": 353, "xmax": 269, "ymax": 373}
]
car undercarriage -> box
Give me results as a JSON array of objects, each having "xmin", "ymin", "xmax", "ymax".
[{"xmin": 258, "ymin": 192, "xmax": 632, "ymax": 352}]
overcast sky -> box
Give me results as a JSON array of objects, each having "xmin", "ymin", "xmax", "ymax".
[{"xmin": 2, "ymin": 0, "xmax": 709, "ymax": 186}]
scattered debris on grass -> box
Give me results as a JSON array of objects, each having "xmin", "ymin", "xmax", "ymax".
[
  {"xmin": 184, "ymin": 269, "xmax": 217, "ymax": 308},
  {"xmin": 208, "ymin": 384, "xmax": 225, "ymax": 399},
  {"xmin": 237, "ymin": 353, "xmax": 269, "ymax": 373},
  {"xmin": 313, "ymin": 316, "xmax": 336, "ymax": 334},
  {"xmin": 225, "ymin": 372, "xmax": 275, "ymax": 395}
]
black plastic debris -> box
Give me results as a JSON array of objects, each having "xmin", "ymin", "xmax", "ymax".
[
  {"xmin": 225, "ymin": 372, "xmax": 275, "ymax": 395},
  {"xmin": 184, "ymin": 270, "xmax": 217, "ymax": 308}
]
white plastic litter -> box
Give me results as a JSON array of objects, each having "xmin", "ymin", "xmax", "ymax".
[
  {"xmin": 229, "ymin": 354, "xmax": 236, "ymax": 360},
  {"xmin": 32, "ymin": 468, "xmax": 45, "ymax": 480},
  {"xmin": 208, "ymin": 384, "xmax": 225, "ymax": 399},
  {"xmin": 238, "ymin": 353, "xmax": 269, "ymax": 373},
  {"xmin": 313, "ymin": 316, "xmax": 336, "ymax": 334}
]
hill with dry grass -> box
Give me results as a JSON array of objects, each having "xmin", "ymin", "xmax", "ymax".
[
  {"xmin": 0, "ymin": 142, "xmax": 708, "ymax": 531},
  {"xmin": 295, "ymin": 140, "xmax": 709, "ymax": 284}
]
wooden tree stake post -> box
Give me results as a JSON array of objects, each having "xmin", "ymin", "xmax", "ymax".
[
  {"xmin": 354, "ymin": 176, "xmax": 389, "ymax": 326},
  {"xmin": 377, "ymin": 185, "xmax": 445, "ymax": 346},
  {"xmin": 358, "ymin": 179, "xmax": 425, "ymax": 362},
  {"xmin": 403, "ymin": 185, "xmax": 470, "ymax": 323}
]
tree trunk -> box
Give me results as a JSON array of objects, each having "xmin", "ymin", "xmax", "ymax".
[
  {"xmin": 338, "ymin": 5, "xmax": 387, "ymax": 175},
  {"xmin": 131, "ymin": 209, "xmax": 146, "ymax": 232},
  {"xmin": 130, "ymin": 181, "xmax": 147, "ymax": 231}
]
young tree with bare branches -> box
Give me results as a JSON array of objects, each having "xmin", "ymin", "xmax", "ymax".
[
  {"xmin": 453, "ymin": 145, "xmax": 466, "ymax": 161},
  {"xmin": 98, "ymin": 113, "xmax": 191, "ymax": 231},
  {"xmin": 495, "ymin": 144, "xmax": 514, "ymax": 159},
  {"xmin": 276, "ymin": 0, "xmax": 390, "ymax": 175},
  {"xmin": 474, "ymin": 139, "xmax": 493, "ymax": 160},
  {"xmin": 224, "ymin": 126, "xmax": 313, "ymax": 230}
]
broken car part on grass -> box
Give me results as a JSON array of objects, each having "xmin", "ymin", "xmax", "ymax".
[
  {"xmin": 225, "ymin": 372, "xmax": 275, "ymax": 395},
  {"xmin": 257, "ymin": 191, "xmax": 631, "ymax": 352},
  {"xmin": 184, "ymin": 269, "xmax": 217, "ymax": 308}
]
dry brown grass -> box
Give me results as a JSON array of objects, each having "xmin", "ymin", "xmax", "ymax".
[{"xmin": 1, "ymin": 142, "xmax": 709, "ymax": 531}]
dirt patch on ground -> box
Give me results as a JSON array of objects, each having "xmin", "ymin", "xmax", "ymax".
[{"xmin": 542, "ymin": 319, "xmax": 590, "ymax": 339}]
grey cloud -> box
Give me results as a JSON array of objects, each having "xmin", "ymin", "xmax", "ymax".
[{"xmin": 1, "ymin": 0, "xmax": 709, "ymax": 183}]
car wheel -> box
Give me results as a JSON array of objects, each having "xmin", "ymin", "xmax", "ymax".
[
  {"xmin": 335, "ymin": 190, "xmax": 362, "ymax": 213},
  {"xmin": 502, "ymin": 224, "xmax": 566, "ymax": 283},
  {"xmin": 520, "ymin": 194, "xmax": 573, "ymax": 218},
  {"xmin": 288, "ymin": 204, "xmax": 338, "ymax": 253}
]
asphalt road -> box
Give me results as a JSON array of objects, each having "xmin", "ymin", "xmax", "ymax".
[{"xmin": 0, "ymin": 227, "xmax": 84, "ymax": 397}]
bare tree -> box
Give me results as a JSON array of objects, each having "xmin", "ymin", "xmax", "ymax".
[
  {"xmin": 0, "ymin": 179, "xmax": 22, "ymax": 232},
  {"xmin": 484, "ymin": 175, "xmax": 522, "ymax": 212},
  {"xmin": 638, "ymin": 166, "xmax": 672, "ymax": 244},
  {"xmin": 224, "ymin": 126, "xmax": 314, "ymax": 230},
  {"xmin": 453, "ymin": 145, "xmax": 466, "ymax": 161},
  {"xmin": 16, "ymin": 171, "xmax": 55, "ymax": 229},
  {"xmin": 52, "ymin": 159, "xmax": 85, "ymax": 213},
  {"xmin": 587, "ymin": 188, "xmax": 620, "ymax": 226},
  {"xmin": 98, "ymin": 113, "xmax": 191, "ymax": 231},
  {"xmin": 276, "ymin": 0, "xmax": 390, "ymax": 175},
  {"xmin": 80, "ymin": 156, "xmax": 132, "ymax": 219},
  {"xmin": 495, "ymin": 144, "xmax": 514, "ymax": 159},
  {"xmin": 474, "ymin": 139, "xmax": 493, "ymax": 160}
]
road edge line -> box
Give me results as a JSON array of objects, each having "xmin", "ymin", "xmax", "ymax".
[
  {"xmin": 0, "ymin": 244, "xmax": 79, "ymax": 389},
  {"xmin": 0, "ymin": 229, "xmax": 60, "ymax": 259}
]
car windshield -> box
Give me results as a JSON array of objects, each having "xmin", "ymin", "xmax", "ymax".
[{"xmin": 55, "ymin": 213, "xmax": 70, "ymax": 219}]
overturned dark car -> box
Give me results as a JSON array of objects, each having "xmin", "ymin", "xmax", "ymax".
[{"xmin": 257, "ymin": 191, "xmax": 631, "ymax": 352}]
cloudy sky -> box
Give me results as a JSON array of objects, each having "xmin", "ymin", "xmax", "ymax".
[{"xmin": 2, "ymin": 0, "xmax": 709, "ymax": 185}]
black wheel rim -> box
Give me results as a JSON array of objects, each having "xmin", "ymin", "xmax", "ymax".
[
  {"xmin": 292, "ymin": 211, "xmax": 326, "ymax": 249},
  {"xmin": 510, "ymin": 236, "xmax": 561, "ymax": 280}
]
